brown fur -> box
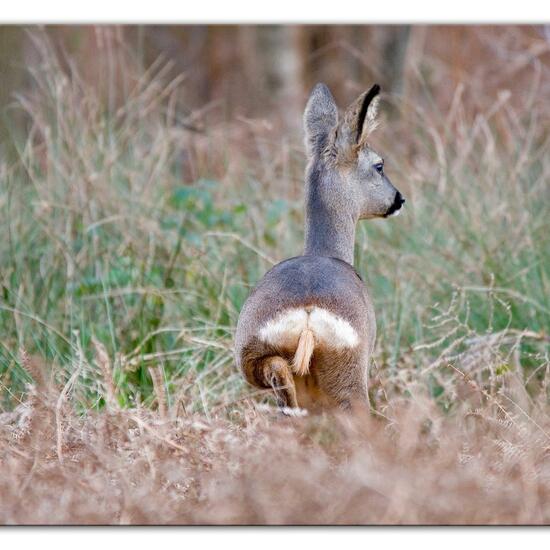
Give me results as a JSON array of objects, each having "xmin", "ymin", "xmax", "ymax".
[{"xmin": 258, "ymin": 356, "xmax": 298, "ymax": 409}]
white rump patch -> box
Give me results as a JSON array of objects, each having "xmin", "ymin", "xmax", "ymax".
[
  {"xmin": 258, "ymin": 307, "xmax": 359, "ymax": 350},
  {"xmin": 309, "ymin": 308, "xmax": 359, "ymax": 347}
]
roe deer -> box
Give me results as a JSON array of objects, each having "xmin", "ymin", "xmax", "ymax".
[{"xmin": 235, "ymin": 83, "xmax": 405, "ymax": 412}]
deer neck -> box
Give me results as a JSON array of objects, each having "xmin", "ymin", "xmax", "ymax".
[{"xmin": 303, "ymin": 166, "xmax": 358, "ymax": 266}]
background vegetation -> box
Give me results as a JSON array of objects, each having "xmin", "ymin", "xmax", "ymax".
[{"xmin": 0, "ymin": 26, "xmax": 549, "ymax": 524}]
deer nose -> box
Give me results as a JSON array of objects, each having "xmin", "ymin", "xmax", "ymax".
[{"xmin": 385, "ymin": 191, "xmax": 405, "ymax": 217}]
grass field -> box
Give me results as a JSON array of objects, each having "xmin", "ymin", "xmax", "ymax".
[{"xmin": 0, "ymin": 31, "xmax": 549, "ymax": 524}]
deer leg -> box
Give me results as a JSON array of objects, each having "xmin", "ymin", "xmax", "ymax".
[
  {"xmin": 256, "ymin": 356, "xmax": 299, "ymax": 410},
  {"xmin": 315, "ymin": 354, "xmax": 370, "ymax": 412}
]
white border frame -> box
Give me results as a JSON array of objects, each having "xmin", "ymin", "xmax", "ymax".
[{"xmin": 1, "ymin": 1, "xmax": 550, "ymax": 23}]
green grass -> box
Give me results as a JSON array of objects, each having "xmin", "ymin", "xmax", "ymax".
[{"xmin": 0, "ymin": 33, "xmax": 549, "ymax": 418}]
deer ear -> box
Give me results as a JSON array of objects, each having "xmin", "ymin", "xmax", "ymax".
[
  {"xmin": 356, "ymin": 84, "xmax": 380, "ymax": 142},
  {"xmin": 337, "ymin": 84, "xmax": 381, "ymax": 150},
  {"xmin": 303, "ymin": 83, "xmax": 338, "ymax": 157}
]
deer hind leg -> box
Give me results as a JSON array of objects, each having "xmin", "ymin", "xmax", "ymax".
[
  {"xmin": 315, "ymin": 352, "xmax": 370, "ymax": 412},
  {"xmin": 255, "ymin": 356, "xmax": 298, "ymax": 410},
  {"xmin": 293, "ymin": 373, "xmax": 336, "ymax": 411}
]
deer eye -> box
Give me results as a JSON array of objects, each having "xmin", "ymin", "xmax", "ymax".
[{"xmin": 374, "ymin": 162, "xmax": 384, "ymax": 174}]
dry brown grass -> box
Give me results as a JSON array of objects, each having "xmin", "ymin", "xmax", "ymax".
[{"xmin": 1, "ymin": 360, "xmax": 550, "ymax": 525}]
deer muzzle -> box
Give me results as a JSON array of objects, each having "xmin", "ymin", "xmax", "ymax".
[{"xmin": 385, "ymin": 191, "xmax": 405, "ymax": 217}]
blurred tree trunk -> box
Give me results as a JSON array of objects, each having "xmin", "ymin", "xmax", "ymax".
[
  {"xmin": 381, "ymin": 26, "xmax": 411, "ymax": 96},
  {"xmin": 254, "ymin": 26, "xmax": 303, "ymax": 126},
  {"xmin": 0, "ymin": 26, "xmax": 29, "ymax": 159}
]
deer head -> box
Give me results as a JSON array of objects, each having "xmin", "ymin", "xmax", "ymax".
[{"xmin": 304, "ymin": 83, "xmax": 404, "ymax": 221}]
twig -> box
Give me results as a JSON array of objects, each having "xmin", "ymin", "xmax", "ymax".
[
  {"xmin": 148, "ymin": 366, "xmax": 168, "ymax": 420},
  {"xmin": 92, "ymin": 336, "xmax": 117, "ymax": 408}
]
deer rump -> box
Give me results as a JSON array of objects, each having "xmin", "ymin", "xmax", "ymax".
[
  {"xmin": 257, "ymin": 306, "xmax": 360, "ymax": 376},
  {"xmin": 234, "ymin": 254, "xmax": 375, "ymax": 410}
]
